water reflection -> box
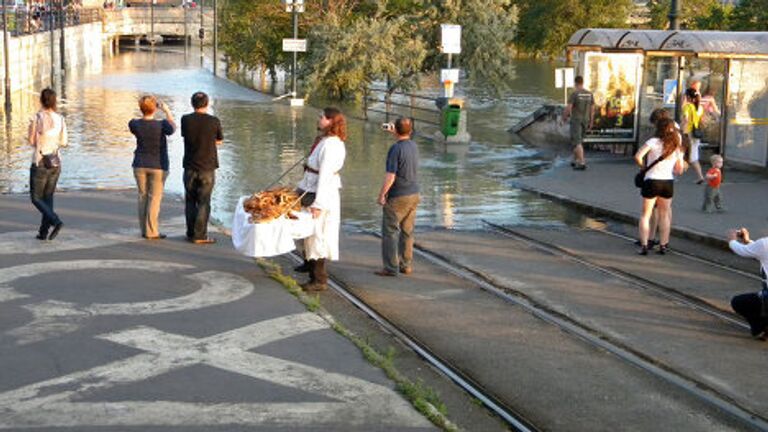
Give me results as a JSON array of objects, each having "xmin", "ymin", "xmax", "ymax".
[{"xmin": 1, "ymin": 48, "xmax": 571, "ymax": 230}]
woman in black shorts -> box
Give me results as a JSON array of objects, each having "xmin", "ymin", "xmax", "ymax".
[{"xmin": 634, "ymin": 118, "xmax": 685, "ymax": 255}]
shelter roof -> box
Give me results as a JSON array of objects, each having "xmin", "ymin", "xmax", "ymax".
[{"xmin": 567, "ymin": 29, "xmax": 768, "ymax": 57}]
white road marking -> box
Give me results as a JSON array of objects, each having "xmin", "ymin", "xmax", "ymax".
[
  {"xmin": 0, "ymin": 216, "xmax": 186, "ymax": 255},
  {"xmin": 0, "ymin": 313, "xmax": 431, "ymax": 429},
  {"xmin": 1, "ymin": 260, "xmax": 255, "ymax": 345}
]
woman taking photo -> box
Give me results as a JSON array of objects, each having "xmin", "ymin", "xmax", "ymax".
[
  {"xmin": 681, "ymin": 87, "xmax": 706, "ymax": 184},
  {"xmin": 28, "ymin": 88, "xmax": 67, "ymax": 241},
  {"xmin": 635, "ymin": 117, "xmax": 686, "ymax": 255},
  {"xmin": 296, "ymin": 107, "xmax": 347, "ymax": 291},
  {"xmin": 129, "ymin": 95, "xmax": 175, "ymax": 239}
]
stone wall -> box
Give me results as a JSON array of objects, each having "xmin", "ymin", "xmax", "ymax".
[{"xmin": 0, "ymin": 22, "xmax": 104, "ymax": 93}]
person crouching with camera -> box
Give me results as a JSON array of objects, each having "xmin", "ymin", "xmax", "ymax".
[{"xmin": 728, "ymin": 227, "xmax": 768, "ymax": 341}]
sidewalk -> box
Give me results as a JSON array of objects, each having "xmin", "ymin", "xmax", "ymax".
[
  {"xmin": 0, "ymin": 190, "xmax": 433, "ymax": 431},
  {"xmin": 514, "ymin": 157, "xmax": 768, "ymax": 246}
]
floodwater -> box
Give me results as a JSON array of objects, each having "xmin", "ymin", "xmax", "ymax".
[{"xmin": 0, "ymin": 46, "xmax": 578, "ymax": 230}]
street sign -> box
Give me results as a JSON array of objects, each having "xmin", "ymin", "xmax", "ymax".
[
  {"xmin": 283, "ymin": 0, "xmax": 304, "ymax": 12},
  {"xmin": 441, "ymin": 68, "xmax": 460, "ymax": 84},
  {"xmin": 282, "ymin": 39, "xmax": 307, "ymax": 52},
  {"xmin": 555, "ymin": 67, "xmax": 574, "ymax": 88},
  {"xmin": 440, "ymin": 24, "xmax": 461, "ymax": 54}
]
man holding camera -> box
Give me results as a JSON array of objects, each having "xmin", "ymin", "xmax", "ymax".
[
  {"xmin": 375, "ymin": 118, "xmax": 419, "ymax": 277},
  {"xmin": 181, "ymin": 92, "xmax": 223, "ymax": 244},
  {"xmin": 728, "ymin": 227, "xmax": 768, "ymax": 340}
]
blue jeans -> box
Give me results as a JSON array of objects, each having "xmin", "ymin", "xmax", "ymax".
[
  {"xmin": 183, "ymin": 169, "xmax": 215, "ymax": 240},
  {"xmin": 29, "ymin": 164, "xmax": 62, "ymax": 235}
]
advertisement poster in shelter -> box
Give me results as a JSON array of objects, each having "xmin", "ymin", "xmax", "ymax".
[{"xmin": 583, "ymin": 52, "xmax": 643, "ymax": 142}]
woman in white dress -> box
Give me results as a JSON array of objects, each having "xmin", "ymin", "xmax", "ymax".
[{"xmin": 296, "ymin": 107, "xmax": 347, "ymax": 291}]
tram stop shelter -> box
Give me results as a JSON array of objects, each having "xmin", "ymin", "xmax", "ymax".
[{"xmin": 566, "ymin": 29, "xmax": 768, "ymax": 168}]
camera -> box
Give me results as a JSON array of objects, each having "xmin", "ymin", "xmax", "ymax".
[
  {"xmin": 737, "ymin": 230, "xmax": 745, "ymax": 239},
  {"xmin": 381, "ymin": 123, "xmax": 393, "ymax": 132}
]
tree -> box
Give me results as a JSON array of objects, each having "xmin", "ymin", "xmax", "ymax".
[
  {"xmin": 729, "ymin": 0, "xmax": 768, "ymax": 31},
  {"xmin": 647, "ymin": 0, "xmax": 729, "ymax": 30},
  {"xmin": 515, "ymin": 0, "xmax": 633, "ymax": 57}
]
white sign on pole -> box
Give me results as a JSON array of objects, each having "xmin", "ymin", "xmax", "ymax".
[
  {"xmin": 282, "ymin": 39, "xmax": 307, "ymax": 52},
  {"xmin": 440, "ymin": 24, "xmax": 461, "ymax": 54},
  {"xmin": 440, "ymin": 69, "xmax": 460, "ymax": 84},
  {"xmin": 564, "ymin": 68, "xmax": 575, "ymax": 87},
  {"xmin": 555, "ymin": 67, "xmax": 575, "ymax": 88}
]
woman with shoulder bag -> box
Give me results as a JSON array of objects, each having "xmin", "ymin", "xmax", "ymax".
[
  {"xmin": 681, "ymin": 88, "xmax": 706, "ymax": 184},
  {"xmin": 27, "ymin": 88, "xmax": 67, "ymax": 241},
  {"xmin": 634, "ymin": 117, "xmax": 686, "ymax": 255}
]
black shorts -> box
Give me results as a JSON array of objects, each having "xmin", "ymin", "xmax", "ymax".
[{"xmin": 641, "ymin": 179, "xmax": 674, "ymax": 199}]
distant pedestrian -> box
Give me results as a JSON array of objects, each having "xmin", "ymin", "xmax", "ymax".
[
  {"xmin": 562, "ymin": 75, "xmax": 594, "ymax": 170},
  {"xmin": 27, "ymin": 88, "xmax": 67, "ymax": 241},
  {"xmin": 702, "ymin": 154, "xmax": 724, "ymax": 213},
  {"xmin": 297, "ymin": 107, "xmax": 347, "ymax": 291},
  {"xmin": 634, "ymin": 117, "xmax": 685, "ymax": 255},
  {"xmin": 129, "ymin": 95, "xmax": 175, "ymax": 240},
  {"xmin": 727, "ymin": 227, "xmax": 768, "ymax": 341},
  {"xmin": 181, "ymin": 91, "xmax": 222, "ymax": 244},
  {"xmin": 375, "ymin": 118, "xmax": 420, "ymax": 277},
  {"xmin": 681, "ymin": 88, "xmax": 706, "ymax": 184}
]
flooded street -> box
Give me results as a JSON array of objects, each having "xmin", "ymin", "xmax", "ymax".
[{"xmin": 0, "ymin": 46, "xmax": 574, "ymax": 230}]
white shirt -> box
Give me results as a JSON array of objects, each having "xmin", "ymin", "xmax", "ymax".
[
  {"xmin": 643, "ymin": 137, "xmax": 683, "ymax": 181},
  {"xmin": 730, "ymin": 238, "xmax": 768, "ymax": 279},
  {"xmin": 296, "ymin": 136, "xmax": 345, "ymax": 210},
  {"xmin": 28, "ymin": 110, "xmax": 68, "ymax": 165}
]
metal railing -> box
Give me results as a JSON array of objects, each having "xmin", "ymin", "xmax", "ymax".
[
  {"xmin": 8, "ymin": 7, "xmax": 102, "ymax": 37},
  {"xmin": 364, "ymin": 87, "xmax": 441, "ymax": 127}
]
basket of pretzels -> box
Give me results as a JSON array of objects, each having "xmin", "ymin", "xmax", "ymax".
[{"xmin": 242, "ymin": 187, "xmax": 302, "ymax": 223}]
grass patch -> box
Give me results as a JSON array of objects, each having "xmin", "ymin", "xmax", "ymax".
[{"xmin": 257, "ymin": 257, "xmax": 458, "ymax": 432}]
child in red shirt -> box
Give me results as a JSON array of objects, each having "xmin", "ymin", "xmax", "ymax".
[{"xmin": 702, "ymin": 154, "xmax": 724, "ymax": 212}]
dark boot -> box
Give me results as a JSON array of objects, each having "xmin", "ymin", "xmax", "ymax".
[
  {"xmin": 301, "ymin": 259, "xmax": 327, "ymax": 292},
  {"xmin": 293, "ymin": 260, "xmax": 311, "ymax": 273}
]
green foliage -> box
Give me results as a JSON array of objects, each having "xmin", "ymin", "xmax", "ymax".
[
  {"xmin": 729, "ymin": 0, "xmax": 768, "ymax": 31},
  {"xmin": 647, "ymin": 0, "xmax": 730, "ymax": 30},
  {"xmin": 303, "ymin": 12, "xmax": 427, "ymax": 100},
  {"xmin": 515, "ymin": 0, "xmax": 633, "ymax": 57}
]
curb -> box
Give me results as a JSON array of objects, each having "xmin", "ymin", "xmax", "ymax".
[{"xmin": 512, "ymin": 180, "xmax": 731, "ymax": 251}]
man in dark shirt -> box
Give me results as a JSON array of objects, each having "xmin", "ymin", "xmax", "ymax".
[
  {"xmin": 563, "ymin": 75, "xmax": 594, "ymax": 170},
  {"xmin": 375, "ymin": 117, "xmax": 420, "ymax": 277},
  {"xmin": 180, "ymin": 91, "xmax": 223, "ymax": 244}
]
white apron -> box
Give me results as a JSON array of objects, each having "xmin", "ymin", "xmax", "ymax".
[{"xmin": 297, "ymin": 136, "xmax": 346, "ymax": 261}]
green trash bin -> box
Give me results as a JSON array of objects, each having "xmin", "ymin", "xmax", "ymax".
[{"xmin": 441, "ymin": 105, "xmax": 461, "ymax": 137}]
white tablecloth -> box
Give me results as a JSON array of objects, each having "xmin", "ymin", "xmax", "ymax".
[{"xmin": 231, "ymin": 196, "xmax": 316, "ymax": 258}]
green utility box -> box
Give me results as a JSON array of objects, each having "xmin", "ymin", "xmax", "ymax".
[{"xmin": 441, "ymin": 105, "xmax": 462, "ymax": 137}]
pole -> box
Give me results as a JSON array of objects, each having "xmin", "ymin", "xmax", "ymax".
[
  {"xmin": 49, "ymin": 0, "xmax": 55, "ymax": 86},
  {"xmin": 59, "ymin": 0, "xmax": 65, "ymax": 71},
  {"xmin": 668, "ymin": 0, "xmax": 680, "ymax": 30},
  {"xmin": 212, "ymin": 0, "xmax": 217, "ymax": 75},
  {"xmin": 2, "ymin": 1, "xmax": 10, "ymax": 111},
  {"xmin": 291, "ymin": 4, "xmax": 297, "ymax": 97},
  {"xmin": 183, "ymin": 5, "xmax": 188, "ymax": 52},
  {"xmin": 150, "ymin": 0, "xmax": 154, "ymax": 45},
  {"xmin": 199, "ymin": 0, "xmax": 203, "ymax": 60}
]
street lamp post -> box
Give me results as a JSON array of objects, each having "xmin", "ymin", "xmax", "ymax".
[
  {"xmin": 2, "ymin": 0, "xmax": 11, "ymax": 111},
  {"xmin": 49, "ymin": 0, "xmax": 55, "ymax": 86},
  {"xmin": 150, "ymin": 0, "xmax": 154, "ymax": 44},
  {"xmin": 59, "ymin": 0, "xmax": 65, "ymax": 71},
  {"xmin": 282, "ymin": 0, "xmax": 303, "ymax": 104},
  {"xmin": 212, "ymin": 0, "xmax": 217, "ymax": 76},
  {"xmin": 199, "ymin": 0, "xmax": 203, "ymax": 60},
  {"xmin": 669, "ymin": 0, "xmax": 680, "ymax": 30}
]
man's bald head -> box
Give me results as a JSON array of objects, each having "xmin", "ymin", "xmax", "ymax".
[{"xmin": 395, "ymin": 117, "xmax": 413, "ymax": 137}]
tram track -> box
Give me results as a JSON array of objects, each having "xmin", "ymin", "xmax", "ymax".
[
  {"xmin": 411, "ymin": 224, "xmax": 768, "ymax": 431},
  {"xmin": 482, "ymin": 220, "xmax": 749, "ymax": 330},
  {"xmin": 286, "ymin": 251, "xmax": 539, "ymax": 432}
]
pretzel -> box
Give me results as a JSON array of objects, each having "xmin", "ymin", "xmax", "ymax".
[{"xmin": 243, "ymin": 187, "xmax": 301, "ymax": 223}]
